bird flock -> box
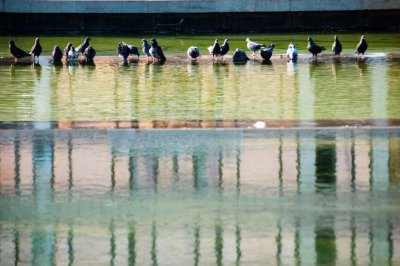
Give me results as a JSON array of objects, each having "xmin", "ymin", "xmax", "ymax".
[{"xmin": 7, "ymin": 35, "xmax": 369, "ymax": 65}]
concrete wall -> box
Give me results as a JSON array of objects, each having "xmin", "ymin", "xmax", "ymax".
[{"xmin": 2, "ymin": 0, "xmax": 400, "ymax": 14}]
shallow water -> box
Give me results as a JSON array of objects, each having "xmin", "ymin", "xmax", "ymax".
[
  {"xmin": 0, "ymin": 56, "xmax": 400, "ymax": 124},
  {"xmin": 0, "ymin": 128, "xmax": 400, "ymax": 265},
  {"xmin": 1, "ymin": 33, "xmax": 400, "ymax": 265}
]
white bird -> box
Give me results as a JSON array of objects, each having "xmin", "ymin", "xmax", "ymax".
[
  {"xmin": 246, "ymin": 38, "xmax": 265, "ymax": 58},
  {"xmin": 67, "ymin": 47, "xmax": 79, "ymax": 62},
  {"xmin": 254, "ymin": 121, "xmax": 266, "ymax": 129},
  {"xmin": 286, "ymin": 42, "xmax": 298, "ymax": 61}
]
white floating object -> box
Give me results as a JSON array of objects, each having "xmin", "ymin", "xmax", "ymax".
[{"xmin": 254, "ymin": 121, "xmax": 266, "ymax": 129}]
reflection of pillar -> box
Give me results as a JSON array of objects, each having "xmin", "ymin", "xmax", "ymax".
[
  {"xmin": 218, "ymin": 150, "xmax": 223, "ymax": 191},
  {"xmin": 294, "ymin": 218, "xmax": 301, "ymax": 266},
  {"xmin": 14, "ymin": 227, "xmax": 20, "ymax": 265},
  {"xmin": 110, "ymin": 220, "xmax": 116, "ymax": 266},
  {"xmin": 128, "ymin": 222, "xmax": 136, "ymax": 266},
  {"xmin": 14, "ymin": 133, "xmax": 21, "ymax": 195},
  {"xmin": 215, "ymin": 221, "xmax": 223, "ymax": 266},
  {"xmin": 278, "ymin": 138, "xmax": 283, "ymax": 196},
  {"xmin": 315, "ymin": 137, "xmax": 336, "ymax": 194},
  {"xmin": 173, "ymin": 151, "xmax": 179, "ymax": 184},
  {"xmin": 32, "ymin": 133, "xmax": 56, "ymax": 266},
  {"xmin": 194, "ymin": 226, "xmax": 200, "ymax": 266},
  {"xmin": 151, "ymin": 222, "xmax": 157, "ymax": 266},
  {"xmin": 111, "ymin": 147, "xmax": 116, "ymax": 193},
  {"xmin": 68, "ymin": 225, "xmax": 74, "ymax": 266},
  {"xmin": 315, "ymin": 215, "xmax": 336, "ymax": 266},
  {"xmin": 68, "ymin": 133, "xmax": 73, "ymax": 197},
  {"xmin": 350, "ymin": 216, "xmax": 356, "ymax": 266},
  {"xmin": 276, "ymin": 221, "xmax": 282, "ymax": 266},
  {"xmin": 129, "ymin": 149, "xmax": 138, "ymax": 192},
  {"xmin": 371, "ymin": 133, "xmax": 389, "ymax": 191},
  {"xmin": 192, "ymin": 149, "xmax": 207, "ymax": 190},
  {"xmin": 235, "ymin": 225, "xmax": 241, "ymax": 266},
  {"xmin": 314, "ymin": 137, "xmax": 336, "ymax": 266},
  {"xmin": 298, "ymin": 132, "xmax": 316, "ymax": 264},
  {"xmin": 236, "ymin": 146, "xmax": 241, "ymax": 194}
]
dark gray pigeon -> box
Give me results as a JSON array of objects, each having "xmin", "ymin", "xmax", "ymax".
[
  {"xmin": 8, "ymin": 40, "xmax": 31, "ymax": 63},
  {"xmin": 332, "ymin": 35, "xmax": 342, "ymax": 56},
  {"xmin": 142, "ymin": 39, "xmax": 151, "ymax": 59},
  {"xmin": 187, "ymin": 46, "xmax": 200, "ymax": 60},
  {"xmin": 52, "ymin": 45, "xmax": 63, "ymax": 63},
  {"xmin": 83, "ymin": 46, "xmax": 96, "ymax": 63},
  {"xmin": 260, "ymin": 44, "xmax": 275, "ymax": 60},
  {"xmin": 77, "ymin": 37, "xmax": 91, "ymax": 55},
  {"xmin": 355, "ymin": 35, "xmax": 368, "ymax": 55},
  {"xmin": 30, "ymin": 37, "xmax": 42, "ymax": 64},
  {"xmin": 117, "ymin": 42, "xmax": 130, "ymax": 63},
  {"xmin": 207, "ymin": 39, "xmax": 221, "ymax": 60},
  {"xmin": 219, "ymin": 39, "xmax": 229, "ymax": 58},
  {"xmin": 307, "ymin": 37, "xmax": 326, "ymax": 58},
  {"xmin": 128, "ymin": 45, "xmax": 140, "ymax": 59},
  {"xmin": 232, "ymin": 48, "xmax": 250, "ymax": 62}
]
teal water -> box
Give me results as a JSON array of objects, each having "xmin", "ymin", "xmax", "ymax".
[{"xmin": 0, "ymin": 128, "xmax": 399, "ymax": 265}]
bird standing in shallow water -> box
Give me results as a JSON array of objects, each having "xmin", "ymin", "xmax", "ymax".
[
  {"xmin": 246, "ymin": 38, "xmax": 265, "ymax": 59},
  {"xmin": 76, "ymin": 37, "xmax": 91, "ymax": 55},
  {"xmin": 64, "ymin": 43, "xmax": 73, "ymax": 62},
  {"xmin": 355, "ymin": 35, "xmax": 368, "ymax": 56},
  {"xmin": 30, "ymin": 37, "xmax": 42, "ymax": 64},
  {"xmin": 187, "ymin": 46, "xmax": 200, "ymax": 61},
  {"xmin": 117, "ymin": 42, "xmax": 130, "ymax": 63},
  {"xmin": 232, "ymin": 48, "xmax": 250, "ymax": 62},
  {"xmin": 128, "ymin": 45, "xmax": 140, "ymax": 60},
  {"xmin": 8, "ymin": 40, "xmax": 31, "ymax": 63},
  {"xmin": 142, "ymin": 39, "xmax": 151, "ymax": 60},
  {"xmin": 68, "ymin": 47, "xmax": 79, "ymax": 63},
  {"xmin": 307, "ymin": 37, "xmax": 326, "ymax": 60},
  {"xmin": 332, "ymin": 35, "xmax": 342, "ymax": 56},
  {"xmin": 219, "ymin": 39, "xmax": 229, "ymax": 59},
  {"xmin": 52, "ymin": 46, "xmax": 63, "ymax": 63},
  {"xmin": 286, "ymin": 42, "xmax": 298, "ymax": 61},
  {"xmin": 149, "ymin": 38, "xmax": 166, "ymax": 63},
  {"xmin": 208, "ymin": 39, "xmax": 221, "ymax": 61},
  {"xmin": 260, "ymin": 44, "xmax": 275, "ymax": 60},
  {"xmin": 83, "ymin": 46, "xmax": 96, "ymax": 63}
]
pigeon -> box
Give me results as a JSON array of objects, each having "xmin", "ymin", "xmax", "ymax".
[
  {"xmin": 207, "ymin": 39, "xmax": 220, "ymax": 60},
  {"xmin": 52, "ymin": 45, "xmax": 63, "ymax": 63},
  {"xmin": 187, "ymin": 46, "xmax": 200, "ymax": 60},
  {"xmin": 30, "ymin": 37, "xmax": 42, "ymax": 64},
  {"xmin": 157, "ymin": 45, "xmax": 166, "ymax": 62},
  {"xmin": 149, "ymin": 38, "xmax": 160, "ymax": 62},
  {"xmin": 76, "ymin": 37, "xmax": 91, "ymax": 55},
  {"xmin": 260, "ymin": 44, "xmax": 275, "ymax": 60},
  {"xmin": 286, "ymin": 42, "xmax": 298, "ymax": 61},
  {"xmin": 128, "ymin": 45, "xmax": 140, "ymax": 59},
  {"xmin": 355, "ymin": 35, "xmax": 368, "ymax": 56},
  {"xmin": 142, "ymin": 39, "xmax": 151, "ymax": 59},
  {"xmin": 332, "ymin": 35, "xmax": 342, "ymax": 56},
  {"xmin": 83, "ymin": 46, "xmax": 96, "ymax": 63},
  {"xmin": 232, "ymin": 48, "xmax": 250, "ymax": 62},
  {"xmin": 219, "ymin": 39, "xmax": 229, "ymax": 58},
  {"xmin": 246, "ymin": 38, "xmax": 265, "ymax": 58},
  {"xmin": 307, "ymin": 37, "xmax": 326, "ymax": 58},
  {"xmin": 64, "ymin": 42, "xmax": 73, "ymax": 62},
  {"xmin": 117, "ymin": 42, "xmax": 130, "ymax": 63},
  {"xmin": 8, "ymin": 40, "xmax": 31, "ymax": 63},
  {"xmin": 68, "ymin": 47, "xmax": 79, "ymax": 62}
]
